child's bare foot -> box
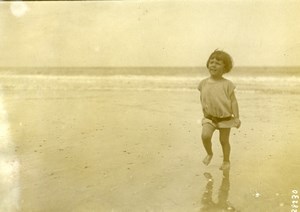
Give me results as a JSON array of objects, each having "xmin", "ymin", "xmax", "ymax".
[
  {"xmin": 219, "ymin": 161, "xmax": 230, "ymax": 170},
  {"xmin": 202, "ymin": 154, "xmax": 213, "ymax": 166}
]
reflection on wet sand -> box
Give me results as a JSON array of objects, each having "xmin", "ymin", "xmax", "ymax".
[{"xmin": 201, "ymin": 170, "xmax": 236, "ymax": 212}]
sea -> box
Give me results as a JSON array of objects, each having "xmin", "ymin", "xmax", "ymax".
[{"xmin": 0, "ymin": 66, "xmax": 299, "ymax": 94}]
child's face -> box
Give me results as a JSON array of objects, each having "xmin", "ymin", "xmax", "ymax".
[{"xmin": 208, "ymin": 58, "xmax": 225, "ymax": 78}]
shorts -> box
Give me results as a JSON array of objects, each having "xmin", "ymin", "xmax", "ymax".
[{"xmin": 202, "ymin": 117, "xmax": 237, "ymax": 129}]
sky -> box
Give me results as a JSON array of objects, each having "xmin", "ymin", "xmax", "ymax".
[{"xmin": 0, "ymin": 0, "xmax": 299, "ymax": 67}]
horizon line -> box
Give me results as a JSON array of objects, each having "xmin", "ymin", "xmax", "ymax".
[{"xmin": 0, "ymin": 65, "xmax": 299, "ymax": 68}]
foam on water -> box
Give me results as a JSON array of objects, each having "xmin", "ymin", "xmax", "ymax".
[{"xmin": 0, "ymin": 72, "xmax": 300, "ymax": 93}]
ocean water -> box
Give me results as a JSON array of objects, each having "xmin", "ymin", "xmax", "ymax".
[{"xmin": 0, "ymin": 67, "xmax": 299, "ymax": 93}]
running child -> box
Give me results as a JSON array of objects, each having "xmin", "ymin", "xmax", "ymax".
[{"xmin": 198, "ymin": 50, "xmax": 241, "ymax": 170}]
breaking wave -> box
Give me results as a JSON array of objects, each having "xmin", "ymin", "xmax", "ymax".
[{"xmin": 0, "ymin": 74, "xmax": 300, "ymax": 94}]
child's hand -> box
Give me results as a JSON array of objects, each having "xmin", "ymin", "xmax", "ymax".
[{"xmin": 234, "ymin": 118, "xmax": 241, "ymax": 128}]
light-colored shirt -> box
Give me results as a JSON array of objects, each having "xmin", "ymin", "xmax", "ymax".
[{"xmin": 198, "ymin": 77, "xmax": 236, "ymax": 118}]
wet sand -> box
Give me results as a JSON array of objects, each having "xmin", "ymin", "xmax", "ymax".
[{"xmin": 1, "ymin": 80, "xmax": 300, "ymax": 211}]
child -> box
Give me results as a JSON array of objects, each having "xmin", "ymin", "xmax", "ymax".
[{"xmin": 198, "ymin": 50, "xmax": 241, "ymax": 170}]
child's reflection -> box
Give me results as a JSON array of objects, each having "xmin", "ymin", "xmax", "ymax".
[{"xmin": 201, "ymin": 170, "xmax": 236, "ymax": 211}]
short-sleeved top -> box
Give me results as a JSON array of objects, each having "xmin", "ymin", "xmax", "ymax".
[{"xmin": 198, "ymin": 77, "xmax": 236, "ymax": 118}]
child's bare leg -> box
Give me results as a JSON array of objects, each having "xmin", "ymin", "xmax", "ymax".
[
  {"xmin": 201, "ymin": 124, "xmax": 215, "ymax": 165},
  {"xmin": 219, "ymin": 128, "xmax": 231, "ymax": 170}
]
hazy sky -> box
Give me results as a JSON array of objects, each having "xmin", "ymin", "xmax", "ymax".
[{"xmin": 0, "ymin": 0, "xmax": 299, "ymax": 67}]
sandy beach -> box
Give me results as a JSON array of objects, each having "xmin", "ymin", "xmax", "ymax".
[{"xmin": 0, "ymin": 75, "xmax": 300, "ymax": 212}]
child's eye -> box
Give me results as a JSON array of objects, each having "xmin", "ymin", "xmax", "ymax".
[
  {"xmin": 209, "ymin": 59, "xmax": 222, "ymax": 65},
  {"xmin": 214, "ymin": 61, "xmax": 222, "ymax": 65}
]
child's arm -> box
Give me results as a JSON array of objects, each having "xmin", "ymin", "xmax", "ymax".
[{"xmin": 231, "ymin": 91, "xmax": 241, "ymax": 128}]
